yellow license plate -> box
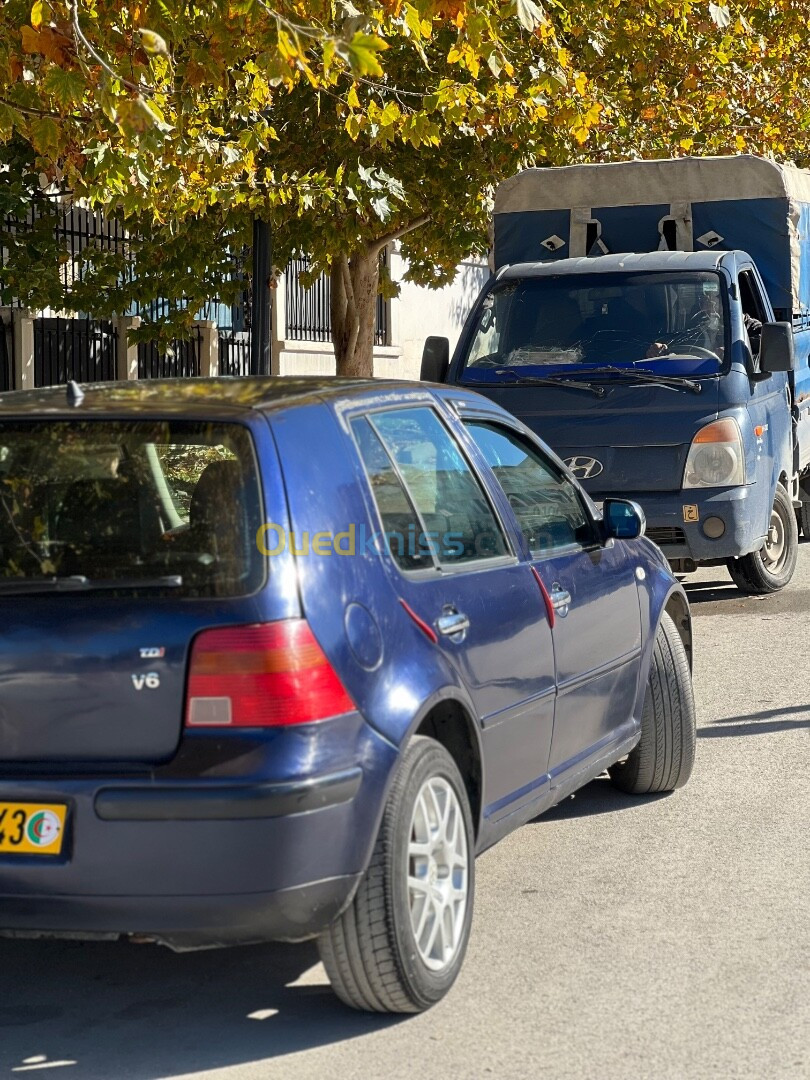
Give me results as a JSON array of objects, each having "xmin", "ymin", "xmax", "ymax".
[{"xmin": 0, "ymin": 802, "xmax": 67, "ymax": 855}]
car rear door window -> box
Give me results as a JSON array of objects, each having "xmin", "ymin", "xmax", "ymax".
[
  {"xmin": 353, "ymin": 406, "xmax": 509, "ymax": 568},
  {"xmin": 0, "ymin": 420, "xmax": 263, "ymax": 597},
  {"xmin": 464, "ymin": 421, "xmax": 598, "ymax": 556}
]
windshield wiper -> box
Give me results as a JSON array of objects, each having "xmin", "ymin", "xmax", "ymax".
[
  {"xmin": 0, "ymin": 574, "xmax": 183, "ymax": 595},
  {"xmin": 487, "ymin": 369, "xmax": 606, "ymax": 397},
  {"xmin": 565, "ymin": 366, "xmax": 703, "ymax": 394}
]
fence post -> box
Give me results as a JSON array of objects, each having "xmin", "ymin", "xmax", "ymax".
[
  {"xmin": 196, "ymin": 320, "xmax": 218, "ymax": 377},
  {"xmin": 270, "ymin": 271, "xmax": 284, "ymax": 375},
  {"xmin": 114, "ymin": 315, "xmax": 141, "ymax": 380},
  {"xmin": 12, "ymin": 310, "xmax": 35, "ymax": 391}
]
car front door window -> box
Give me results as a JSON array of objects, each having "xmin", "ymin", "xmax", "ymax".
[{"xmin": 462, "ymin": 420, "xmax": 599, "ymax": 557}]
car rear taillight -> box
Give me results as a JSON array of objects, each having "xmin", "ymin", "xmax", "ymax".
[{"xmin": 185, "ymin": 621, "xmax": 356, "ymax": 728}]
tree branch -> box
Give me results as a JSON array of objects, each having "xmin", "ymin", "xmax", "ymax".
[
  {"xmin": 70, "ymin": 0, "xmax": 154, "ymax": 97},
  {"xmin": 366, "ymin": 214, "xmax": 431, "ymax": 257},
  {"xmin": 0, "ymin": 96, "xmax": 88, "ymax": 121}
]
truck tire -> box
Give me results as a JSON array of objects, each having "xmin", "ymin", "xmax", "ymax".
[
  {"xmin": 318, "ymin": 736, "xmax": 475, "ymax": 1013},
  {"xmin": 726, "ymin": 484, "xmax": 798, "ymax": 594},
  {"xmin": 609, "ymin": 612, "xmax": 695, "ymax": 795}
]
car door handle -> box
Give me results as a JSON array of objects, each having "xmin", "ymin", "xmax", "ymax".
[
  {"xmin": 436, "ymin": 612, "xmax": 470, "ymax": 638},
  {"xmin": 550, "ymin": 584, "xmax": 571, "ymax": 616}
]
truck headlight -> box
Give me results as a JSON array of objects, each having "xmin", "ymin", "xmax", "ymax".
[{"xmin": 683, "ymin": 418, "xmax": 745, "ymax": 489}]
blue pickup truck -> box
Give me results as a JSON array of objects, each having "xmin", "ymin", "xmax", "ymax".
[{"xmin": 423, "ymin": 155, "xmax": 810, "ymax": 594}]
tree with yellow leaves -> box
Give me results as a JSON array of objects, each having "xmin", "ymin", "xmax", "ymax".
[{"xmin": 1, "ymin": 1, "xmax": 809, "ymax": 374}]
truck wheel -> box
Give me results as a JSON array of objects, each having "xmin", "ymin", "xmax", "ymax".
[
  {"xmin": 726, "ymin": 484, "xmax": 798, "ymax": 594},
  {"xmin": 609, "ymin": 612, "xmax": 695, "ymax": 795},
  {"xmin": 318, "ymin": 736, "xmax": 475, "ymax": 1013}
]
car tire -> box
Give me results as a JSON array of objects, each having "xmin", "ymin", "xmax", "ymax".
[
  {"xmin": 318, "ymin": 736, "xmax": 475, "ymax": 1013},
  {"xmin": 609, "ymin": 612, "xmax": 696, "ymax": 795},
  {"xmin": 726, "ymin": 484, "xmax": 798, "ymax": 595}
]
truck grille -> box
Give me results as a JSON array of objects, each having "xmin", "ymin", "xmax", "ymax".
[{"xmin": 646, "ymin": 527, "xmax": 686, "ymax": 546}]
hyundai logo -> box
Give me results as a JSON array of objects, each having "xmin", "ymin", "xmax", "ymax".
[{"xmin": 564, "ymin": 456, "xmax": 604, "ymax": 479}]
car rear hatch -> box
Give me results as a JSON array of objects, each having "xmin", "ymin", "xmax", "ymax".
[{"xmin": 0, "ymin": 414, "xmax": 281, "ymax": 764}]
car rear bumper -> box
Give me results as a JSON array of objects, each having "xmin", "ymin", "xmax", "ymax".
[
  {"xmin": 0, "ymin": 716, "xmax": 397, "ymax": 946},
  {"xmin": 595, "ymin": 485, "xmax": 767, "ymax": 563},
  {"xmin": 0, "ymin": 875, "xmax": 363, "ymax": 949}
]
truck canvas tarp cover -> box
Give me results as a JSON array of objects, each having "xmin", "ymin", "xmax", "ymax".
[{"xmin": 494, "ymin": 155, "xmax": 810, "ymax": 324}]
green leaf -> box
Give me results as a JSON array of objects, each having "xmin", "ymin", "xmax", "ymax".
[
  {"xmin": 31, "ymin": 116, "xmax": 60, "ymax": 156},
  {"xmin": 42, "ymin": 67, "xmax": 86, "ymax": 110},
  {"xmin": 342, "ymin": 32, "xmax": 388, "ymax": 77},
  {"xmin": 0, "ymin": 103, "xmax": 22, "ymax": 139},
  {"xmin": 370, "ymin": 195, "xmax": 391, "ymax": 220},
  {"xmin": 515, "ymin": 0, "xmax": 547, "ymax": 33},
  {"xmin": 708, "ymin": 3, "xmax": 731, "ymax": 29}
]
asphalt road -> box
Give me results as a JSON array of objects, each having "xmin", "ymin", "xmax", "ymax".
[{"xmin": 2, "ymin": 549, "xmax": 809, "ymax": 1080}]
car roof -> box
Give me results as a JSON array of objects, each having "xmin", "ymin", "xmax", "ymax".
[
  {"xmin": 499, "ymin": 251, "xmax": 734, "ymax": 279},
  {"xmin": 0, "ymin": 376, "xmax": 507, "ymax": 421}
]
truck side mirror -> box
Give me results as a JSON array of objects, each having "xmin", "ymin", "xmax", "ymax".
[
  {"xmin": 420, "ymin": 336, "xmax": 450, "ymax": 383},
  {"xmin": 758, "ymin": 322, "xmax": 795, "ymax": 375}
]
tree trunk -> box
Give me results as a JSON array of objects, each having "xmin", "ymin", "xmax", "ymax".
[{"xmin": 330, "ymin": 249, "xmax": 380, "ymax": 378}]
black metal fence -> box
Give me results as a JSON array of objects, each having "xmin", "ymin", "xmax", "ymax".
[
  {"xmin": 34, "ymin": 317, "xmax": 117, "ymax": 388},
  {"xmin": 3, "ymin": 200, "xmax": 394, "ymax": 384},
  {"xmin": 2, "ymin": 199, "xmax": 129, "ymax": 309},
  {"xmin": 218, "ymin": 331, "xmax": 251, "ymax": 377},
  {"xmin": 138, "ymin": 328, "xmax": 203, "ymax": 379},
  {"xmin": 285, "ymin": 251, "xmax": 389, "ymax": 346}
]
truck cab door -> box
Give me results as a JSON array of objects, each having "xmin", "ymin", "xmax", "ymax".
[{"xmin": 737, "ymin": 264, "xmax": 792, "ymax": 488}]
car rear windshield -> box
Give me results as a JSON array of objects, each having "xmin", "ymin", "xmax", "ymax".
[{"xmin": 0, "ymin": 420, "xmax": 264, "ymax": 597}]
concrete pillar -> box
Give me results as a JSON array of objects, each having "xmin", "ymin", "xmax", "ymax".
[
  {"xmin": 195, "ymin": 320, "xmax": 218, "ymax": 378},
  {"xmin": 12, "ymin": 310, "xmax": 34, "ymax": 391},
  {"xmin": 114, "ymin": 315, "xmax": 141, "ymax": 380}
]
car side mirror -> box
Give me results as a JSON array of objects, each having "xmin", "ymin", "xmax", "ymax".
[
  {"xmin": 421, "ymin": 336, "xmax": 450, "ymax": 383},
  {"xmin": 758, "ymin": 322, "xmax": 795, "ymax": 375},
  {"xmin": 602, "ymin": 498, "xmax": 646, "ymax": 541}
]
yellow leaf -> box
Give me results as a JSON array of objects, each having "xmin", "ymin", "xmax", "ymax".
[
  {"xmin": 31, "ymin": 1, "xmax": 44, "ymax": 30},
  {"xmin": 679, "ymin": 137, "xmax": 694, "ymax": 151},
  {"xmin": 347, "ymin": 84, "xmax": 360, "ymax": 109}
]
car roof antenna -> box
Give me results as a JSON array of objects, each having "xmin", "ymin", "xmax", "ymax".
[{"xmin": 66, "ymin": 380, "xmax": 85, "ymax": 407}]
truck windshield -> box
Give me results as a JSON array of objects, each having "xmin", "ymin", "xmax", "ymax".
[{"xmin": 460, "ymin": 271, "xmax": 727, "ymax": 379}]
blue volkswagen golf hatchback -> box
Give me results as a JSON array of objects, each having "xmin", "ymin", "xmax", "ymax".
[{"xmin": 0, "ymin": 377, "xmax": 695, "ymax": 1012}]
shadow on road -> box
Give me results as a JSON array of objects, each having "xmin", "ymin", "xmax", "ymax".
[
  {"xmin": 684, "ymin": 579, "xmax": 751, "ymax": 605},
  {"xmin": 697, "ymin": 701, "xmax": 810, "ymax": 738},
  {"xmin": 537, "ymin": 776, "xmax": 671, "ymax": 823},
  {"xmin": 0, "ymin": 936, "xmax": 403, "ymax": 1079}
]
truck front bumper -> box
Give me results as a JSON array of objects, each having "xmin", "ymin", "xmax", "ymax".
[{"xmin": 595, "ymin": 485, "xmax": 767, "ymax": 565}]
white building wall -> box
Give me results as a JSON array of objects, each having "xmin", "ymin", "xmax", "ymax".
[
  {"xmin": 274, "ymin": 246, "xmax": 489, "ymax": 380},
  {"xmin": 389, "ymin": 249, "xmax": 489, "ymax": 379}
]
